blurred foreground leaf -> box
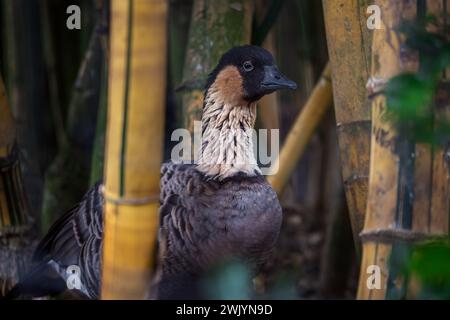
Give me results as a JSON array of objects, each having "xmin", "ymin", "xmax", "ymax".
[
  {"xmin": 384, "ymin": 17, "xmax": 450, "ymax": 147},
  {"xmin": 397, "ymin": 240, "xmax": 450, "ymax": 299}
]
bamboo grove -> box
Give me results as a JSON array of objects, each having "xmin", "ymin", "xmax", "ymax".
[{"xmin": 0, "ymin": 0, "xmax": 448, "ymax": 300}]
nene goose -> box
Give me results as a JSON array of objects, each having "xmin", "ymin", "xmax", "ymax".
[{"xmin": 6, "ymin": 45, "xmax": 296, "ymax": 299}]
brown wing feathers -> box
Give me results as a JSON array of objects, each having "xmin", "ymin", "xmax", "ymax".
[
  {"xmin": 33, "ymin": 183, "xmax": 104, "ymax": 266},
  {"xmin": 8, "ymin": 162, "xmax": 281, "ymax": 299}
]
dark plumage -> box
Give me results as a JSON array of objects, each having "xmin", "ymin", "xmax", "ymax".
[
  {"xmin": 156, "ymin": 164, "xmax": 281, "ymax": 298},
  {"xmin": 5, "ymin": 45, "xmax": 296, "ymax": 300}
]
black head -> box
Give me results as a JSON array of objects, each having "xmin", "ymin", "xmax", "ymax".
[{"xmin": 206, "ymin": 45, "xmax": 297, "ymax": 103}]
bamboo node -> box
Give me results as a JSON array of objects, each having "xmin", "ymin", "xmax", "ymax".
[
  {"xmin": 321, "ymin": 74, "xmax": 332, "ymax": 83},
  {"xmin": 343, "ymin": 174, "xmax": 369, "ymax": 186},
  {"xmin": 104, "ymin": 193, "xmax": 160, "ymax": 206},
  {"xmin": 359, "ymin": 228, "xmax": 448, "ymax": 244},
  {"xmin": 366, "ymin": 76, "xmax": 387, "ymax": 98}
]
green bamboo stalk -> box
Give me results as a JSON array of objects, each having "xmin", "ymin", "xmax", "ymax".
[
  {"xmin": 181, "ymin": 0, "xmax": 253, "ymax": 133},
  {"xmin": 166, "ymin": 0, "xmax": 193, "ymax": 145},
  {"xmin": 90, "ymin": 55, "xmax": 108, "ymax": 186},
  {"xmin": 90, "ymin": 0, "xmax": 110, "ymax": 186},
  {"xmin": 41, "ymin": 27, "xmax": 103, "ymax": 232}
]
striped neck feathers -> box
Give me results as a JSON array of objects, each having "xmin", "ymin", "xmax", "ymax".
[{"xmin": 197, "ymin": 67, "xmax": 261, "ymax": 180}]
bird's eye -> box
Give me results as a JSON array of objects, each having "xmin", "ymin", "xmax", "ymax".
[{"xmin": 242, "ymin": 61, "xmax": 254, "ymax": 72}]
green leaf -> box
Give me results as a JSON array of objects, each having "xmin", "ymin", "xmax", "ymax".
[{"xmin": 385, "ymin": 73, "xmax": 434, "ymax": 120}]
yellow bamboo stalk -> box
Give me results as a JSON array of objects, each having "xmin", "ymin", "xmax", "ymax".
[
  {"xmin": 101, "ymin": 0, "xmax": 167, "ymax": 299},
  {"xmin": 357, "ymin": 0, "xmax": 413, "ymax": 300},
  {"xmin": 268, "ymin": 63, "xmax": 332, "ymax": 195},
  {"xmin": 322, "ymin": 0, "xmax": 373, "ymax": 253},
  {"xmin": 357, "ymin": 0, "xmax": 449, "ymax": 300}
]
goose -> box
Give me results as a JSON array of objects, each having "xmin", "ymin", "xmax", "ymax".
[{"xmin": 5, "ymin": 45, "xmax": 296, "ymax": 299}]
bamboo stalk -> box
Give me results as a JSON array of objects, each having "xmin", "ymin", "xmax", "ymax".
[
  {"xmin": 167, "ymin": 0, "xmax": 192, "ymax": 135},
  {"xmin": 90, "ymin": 53, "xmax": 108, "ymax": 186},
  {"xmin": 41, "ymin": 26, "xmax": 103, "ymax": 232},
  {"xmin": 322, "ymin": 0, "xmax": 373, "ymax": 254},
  {"xmin": 268, "ymin": 63, "xmax": 332, "ymax": 195},
  {"xmin": 274, "ymin": 0, "xmax": 326, "ymax": 214},
  {"xmin": 0, "ymin": 78, "xmax": 15, "ymax": 160},
  {"xmin": 90, "ymin": 1, "xmax": 110, "ymax": 186},
  {"xmin": 256, "ymin": 0, "xmax": 279, "ymax": 152},
  {"xmin": 0, "ymin": 76, "xmax": 30, "ymax": 230},
  {"xmin": 1, "ymin": 0, "xmax": 45, "ymax": 220},
  {"xmin": 318, "ymin": 111, "xmax": 355, "ymax": 298},
  {"xmin": 0, "ymin": 79, "xmax": 29, "ymax": 228},
  {"xmin": 357, "ymin": 0, "xmax": 412, "ymax": 300},
  {"xmin": 168, "ymin": 0, "xmax": 192, "ymax": 90},
  {"xmin": 257, "ymin": 30, "xmax": 279, "ymax": 155},
  {"xmin": 0, "ymin": 74, "xmax": 35, "ymax": 297},
  {"xmin": 357, "ymin": 0, "xmax": 449, "ymax": 300},
  {"xmin": 0, "ymin": 0, "xmax": 39, "ymax": 296},
  {"xmin": 101, "ymin": 0, "xmax": 168, "ymax": 299},
  {"xmin": 181, "ymin": 0, "xmax": 253, "ymax": 133},
  {"xmin": 40, "ymin": 0, "xmax": 69, "ymax": 149},
  {"xmin": 251, "ymin": 0, "xmax": 285, "ymax": 47},
  {"xmin": 319, "ymin": 190, "xmax": 354, "ymax": 298}
]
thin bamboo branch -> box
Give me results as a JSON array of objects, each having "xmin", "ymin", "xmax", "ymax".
[
  {"xmin": 268, "ymin": 63, "xmax": 332, "ymax": 196},
  {"xmin": 101, "ymin": 0, "xmax": 168, "ymax": 299}
]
